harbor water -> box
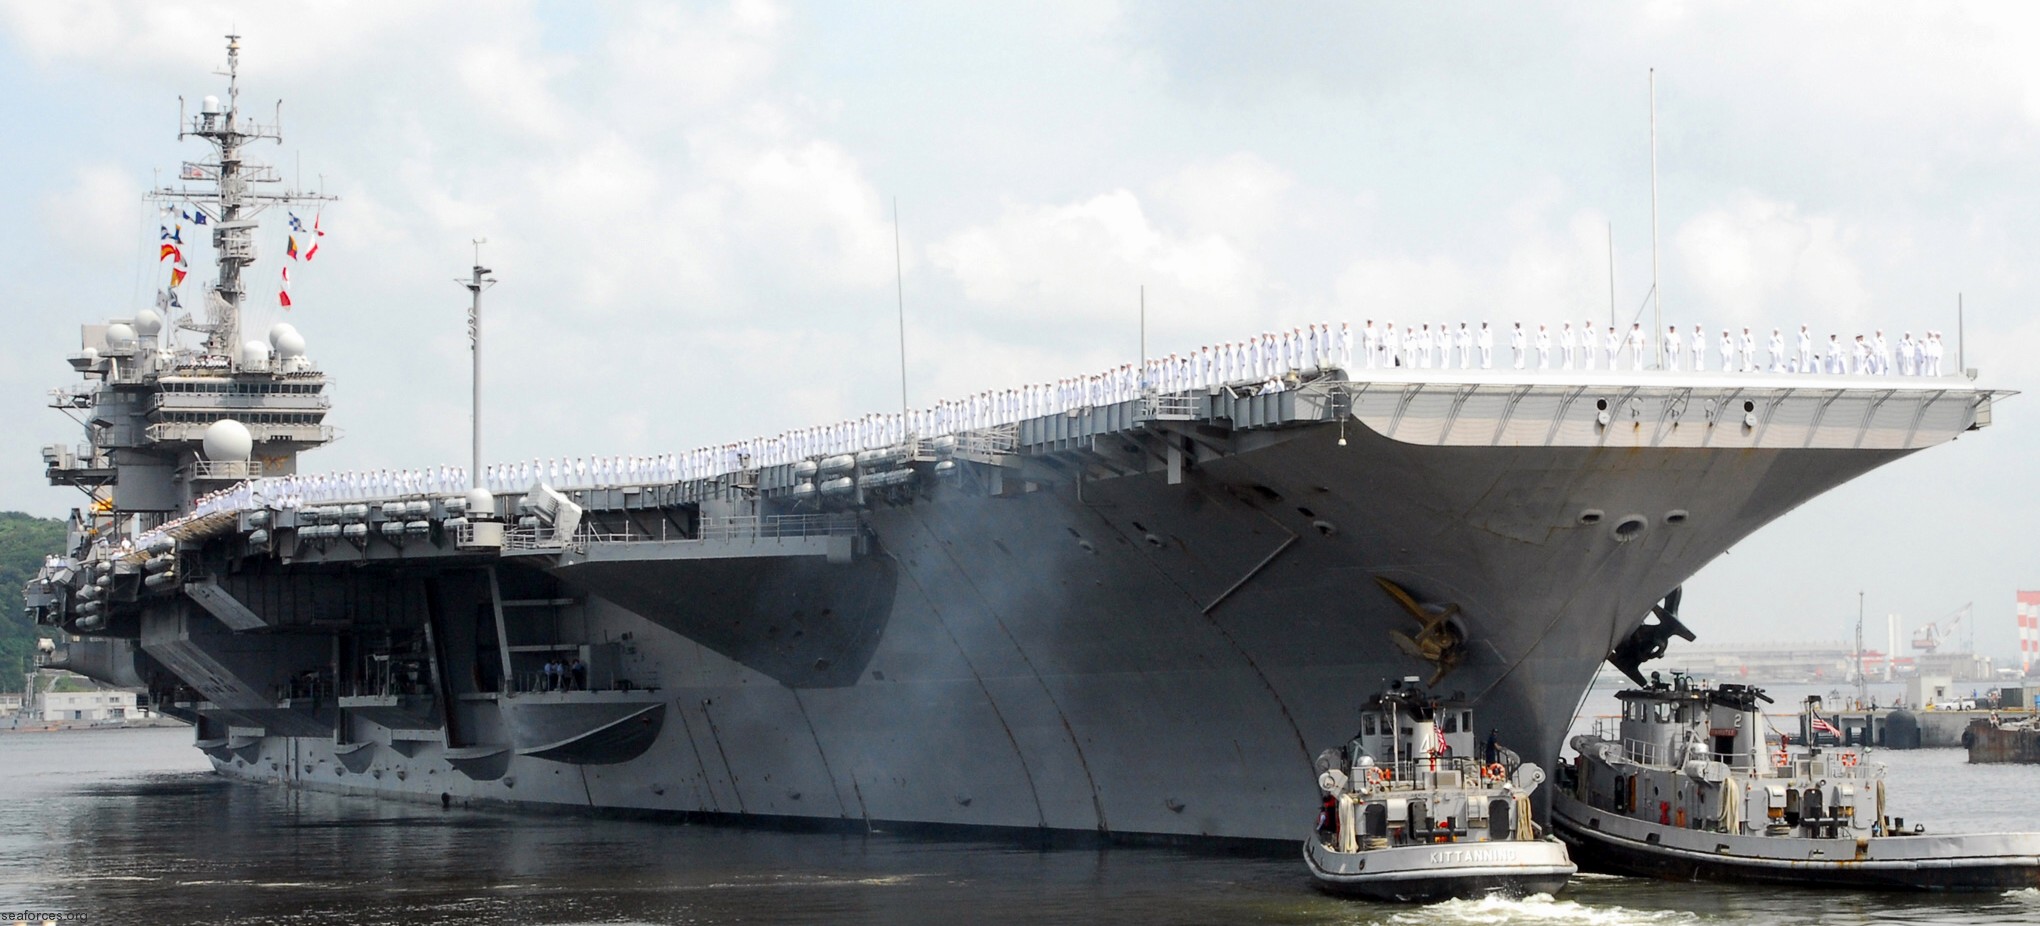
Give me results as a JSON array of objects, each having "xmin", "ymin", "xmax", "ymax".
[{"xmin": 3, "ymin": 708, "xmax": 2037, "ymax": 926}]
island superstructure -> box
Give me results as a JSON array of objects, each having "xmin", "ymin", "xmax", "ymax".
[{"xmin": 27, "ymin": 38, "xmax": 2005, "ymax": 845}]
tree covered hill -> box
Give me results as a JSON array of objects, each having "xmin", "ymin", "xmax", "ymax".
[{"xmin": 0, "ymin": 512, "xmax": 67, "ymax": 683}]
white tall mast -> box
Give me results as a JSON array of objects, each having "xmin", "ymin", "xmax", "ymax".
[
  {"xmin": 1649, "ymin": 68, "xmax": 1662, "ymax": 369},
  {"xmin": 463, "ymin": 245, "xmax": 496, "ymax": 492}
]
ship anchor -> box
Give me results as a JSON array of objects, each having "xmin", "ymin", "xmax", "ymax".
[
  {"xmin": 1374, "ymin": 576, "xmax": 1468, "ymax": 685},
  {"xmin": 1605, "ymin": 586, "xmax": 1697, "ymax": 686}
]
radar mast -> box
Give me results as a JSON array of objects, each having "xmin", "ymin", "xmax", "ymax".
[{"xmin": 148, "ymin": 33, "xmax": 335, "ymax": 356}]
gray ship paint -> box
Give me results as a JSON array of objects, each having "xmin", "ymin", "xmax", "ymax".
[{"xmin": 27, "ymin": 38, "xmax": 2004, "ymax": 848}]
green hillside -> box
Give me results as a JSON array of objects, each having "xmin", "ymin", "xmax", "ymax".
[{"xmin": 0, "ymin": 512, "xmax": 68, "ymax": 682}]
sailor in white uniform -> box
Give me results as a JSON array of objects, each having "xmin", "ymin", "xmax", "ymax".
[
  {"xmin": 1663, "ymin": 325, "xmax": 1681, "ymax": 371},
  {"xmin": 1511, "ymin": 323, "xmax": 1526, "ymax": 369},
  {"xmin": 1558, "ymin": 322, "xmax": 1576, "ymax": 370},
  {"xmin": 1363, "ymin": 321, "xmax": 1379, "ymax": 369},
  {"xmin": 1737, "ymin": 327, "xmax": 1755, "ymax": 372},
  {"xmin": 1604, "ymin": 325, "xmax": 1620, "ymax": 369},
  {"xmin": 1898, "ymin": 332, "xmax": 1917, "ymax": 376},
  {"xmin": 1625, "ymin": 323, "xmax": 1645, "ymax": 370},
  {"xmin": 1456, "ymin": 322, "xmax": 1473, "ymax": 369},
  {"xmin": 1691, "ymin": 324, "xmax": 1706, "ymax": 372},
  {"xmin": 1872, "ymin": 329, "xmax": 1890, "ymax": 375},
  {"xmin": 1535, "ymin": 324, "xmax": 1552, "ymax": 370},
  {"xmin": 1719, "ymin": 329, "xmax": 1733, "ymax": 372},
  {"xmin": 1797, "ymin": 325, "xmax": 1815, "ymax": 373},
  {"xmin": 1825, "ymin": 334, "xmax": 1846, "ymax": 374},
  {"xmin": 1477, "ymin": 322, "xmax": 1494, "ymax": 369}
]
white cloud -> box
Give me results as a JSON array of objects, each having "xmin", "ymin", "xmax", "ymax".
[
  {"xmin": 456, "ymin": 37, "xmax": 575, "ymax": 142},
  {"xmin": 40, "ymin": 164, "xmax": 141, "ymax": 262},
  {"xmin": 1673, "ymin": 192, "xmax": 1870, "ymax": 329},
  {"xmin": 1148, "ymin": 153, "xmax": 1295, "ymax": 244},
  {"xmin": 930, "ymin": 189, "xmax": 1260, "ymax": 326},
  {"xmin": 603, "ymin": 0, "xmax": 787, "ymax": 116},
  {"xmin": 0, "ymin": 0, "xmax": 447, "ymax": 71},
  {"xmin": 1333, "ymin": 198, "xmax": 1613, "ymax": 330}
]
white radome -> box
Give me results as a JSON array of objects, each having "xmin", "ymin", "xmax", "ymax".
[
  {"xmin": 271, "ymin": 323, "xmax": 307, "ymax": 359},
  {"xmin": 105, "ymin": 322, "xmax": 137, "ymax": 347},
  {"xmin": 464, "ymin": 487, "xmax": 496, "ymax": 517},
  {"xmin": 202, "ymin": 419, "xmax": 254, "ymax": 462},
  {"xmin": 241, "ymin": 340, "xmax": 271, "ymax": 366},
  {"xmin": 133, "ymin": 308, "xmax": 164, "ymax": 337}
]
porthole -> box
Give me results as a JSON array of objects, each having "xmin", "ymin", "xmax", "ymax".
[
  {"xmin": 1612, "ymin": 515, "xmax": 1648, "ymax": 542},
  {"xmin": 1578, "ymin": 509, "xmax": 1605, "ymax": 525},
  {"xmin": 1665, "ymin": 510, "xmax": 1689, "ymax": 525}
]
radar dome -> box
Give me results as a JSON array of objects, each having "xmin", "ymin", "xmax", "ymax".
[
  {"xmin": 105, "ymin": 323, "xmax": 137, "ymax": 348},
  {"xmin": 132, "ymin": 308, "xmax": 164, "ymax": 337},
  {"xmin": 271, "ymin": 325, "xmax": 306, "ymax": 359},
  {"xmin": 465, "ymin": 487, "xmax": 497, "ymax": 518},
  {"xmin": 202, "ymin": 419, "xmax": 254, "ymax": 462},
  {"xmin": 241, "ymin": 340, "xmax": 271, "ymax": 366},
  {"xmin": 201, "ymin": 95, "xmax": 220, "ymax": 114},
  {"xmin": 80, "ymin": 347, "xmax": 99, "ymax": 362}
]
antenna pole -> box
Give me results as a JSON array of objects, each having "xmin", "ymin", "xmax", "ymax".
[
  {"xmin": 1606, "ymin": 221, "xmax": 1617, "ymax": 329},
  {"xmin": 1957, "ymin": 292, "xmax": 1965, "ymax": 375},
  {"xmin": 1855, "ymin": 590, "xmax": 1866, "ymax": 707},
  {"xmin": 1649, "ymin": 68, "xmax": 1662, "ymax": 369},
  {"xmin": 893, "ymin": 198, "xmax": 908, "ymax": 423},
  {"xmin": 1140, "ymin": 285, "xmax": 1147, "ymax": 388},
  {"xmin": 462, "ymin": 242, "xmax": 495, "ymax": 492}
]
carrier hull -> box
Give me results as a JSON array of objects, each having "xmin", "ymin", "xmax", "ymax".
[{"xmin": 155, "ymin": 377, "xmax": 1986, "ymax": 844}]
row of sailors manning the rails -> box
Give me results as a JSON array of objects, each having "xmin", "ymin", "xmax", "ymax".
[
  {"xmin": 164, "ymin": 318, "xmax": 1953, "ymax": 523},
  {"xmin": 1359, "ymin": 320, "xmax": 1953, "ymax": 375},
  {"xmin": 167, "ymin": 322, "xmax": 1358, "ymax": 519}
]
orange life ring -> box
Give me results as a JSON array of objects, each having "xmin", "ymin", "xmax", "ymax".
[
  {"xmin": 1366, "ymin": 766, "xmax": 1391, "ymax": 785},
  {"xmin": 1840, "ymin": 752, "xmax": 1859, "ymax": 767},
  {"xmin": 1484, "ymin": 763, "xmax": 1507, "ymax": 781},
  {"xmin": 1773, "ymin": 750, "xmax": 1790, "ymax": 767}
]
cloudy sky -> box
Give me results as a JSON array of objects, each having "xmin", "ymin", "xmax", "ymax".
[{"xmin": 1, "ymin": 1, "xmax": 2035, "ymax": 660}]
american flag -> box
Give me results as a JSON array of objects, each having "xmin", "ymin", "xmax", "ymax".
[{"xmin": 1811, "ymin": 712, "xmax": 1841, "ymax": 736}]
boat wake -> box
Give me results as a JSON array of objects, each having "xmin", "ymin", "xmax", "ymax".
[{"xmin": 1390, "ymin": 893, "xmax": 1699, "ymax": 926}]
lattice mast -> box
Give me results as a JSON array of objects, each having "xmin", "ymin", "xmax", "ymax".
[{"xmin": 148, "ymin": 34, "xmax": 333, "ymax": 356}]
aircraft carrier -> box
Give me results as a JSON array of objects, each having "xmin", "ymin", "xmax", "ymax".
[{"xmin": 27, "ymin": 39, "xmax": 2004, "ymax": 845}]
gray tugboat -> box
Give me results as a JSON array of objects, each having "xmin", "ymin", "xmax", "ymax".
[
  {"xmin": 1554, "ymin": 674, "xmax": 2040, "ymax": 891},
  {"xmin": 1305, "ymin": 679, "xmax": 1575, "ymax": 901}
]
